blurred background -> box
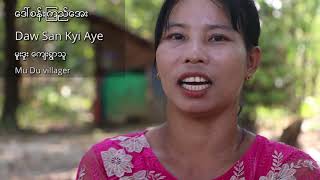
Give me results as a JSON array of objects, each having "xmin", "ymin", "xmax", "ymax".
[{"xmin": 0, "ymin": 0, "xmax": 319, "ymax": 179}]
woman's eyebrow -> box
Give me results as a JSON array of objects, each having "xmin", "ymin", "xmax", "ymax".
[
  {"xmin": 167, "ymin": 22, "xmax": 233, "ymax": 31},
  {"xmin": 206, "ymin": 24, "xmax": 233, "ymax": 31},
  {"xmin": 167, "ymin": 22, "xmax": 186, "ymax": 29}
]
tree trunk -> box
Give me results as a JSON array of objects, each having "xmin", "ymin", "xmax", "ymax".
[
  {"xmin": 1, "ymin": 0, "xmax": 21, "ymax": 131},
  {"xmin": 279, "ymin": 118, "xmax": 303, "ymax": 148}
]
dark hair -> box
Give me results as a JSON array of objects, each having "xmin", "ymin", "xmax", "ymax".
[{"xmin": 154, "ymin": 0, "xmax": 261, "ymax": 51}]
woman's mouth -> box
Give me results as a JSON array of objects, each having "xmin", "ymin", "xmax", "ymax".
[{"xmin": 177, "ymin": 73, "xmax": 213, "ymax": 97}]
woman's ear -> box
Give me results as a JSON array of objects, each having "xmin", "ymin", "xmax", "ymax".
[{"xmin": 246, "ymin": 46, "xmax": 261, "ymax": 79}]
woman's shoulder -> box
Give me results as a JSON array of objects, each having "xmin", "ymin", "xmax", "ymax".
[
  {"xmin": 90, "ymin": 130, "xmax": 149, "ymax": 154},
  {"xmin": 256, "ymin": 134, "xmax": 301, "ymax": 153},
  {"xmin": 76, "ymin": 130, "xmax": 152, "ymax": 179},
  {"xmin": 255, "ymin": 134, "xmax": 316, "ymax": 160},
  {"xmin": 254, "ymin": 134, "xmax": 320, "ymax": 178}
]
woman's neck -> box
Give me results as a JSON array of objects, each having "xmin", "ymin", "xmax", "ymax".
[{"xmin": 160, "ymin": 101, "xmax": 243, "ymax": 161}]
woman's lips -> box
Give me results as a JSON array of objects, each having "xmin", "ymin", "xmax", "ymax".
[{"xmin": 177, "ymin": 72, "xmax": 213, "ymax": 98}]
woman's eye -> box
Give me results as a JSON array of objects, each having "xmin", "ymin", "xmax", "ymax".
[
  {"xmin": 209, "ymin": 35, "xmax": 228, "ymax": 42},
  {"xmin": 167, "ymin": 33, "xmax": 185, "ymax": 41}
]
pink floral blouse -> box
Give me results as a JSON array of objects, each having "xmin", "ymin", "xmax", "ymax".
[{"xmin": 76, "ymin": 130, "xmax": 320, "ymax": 180}]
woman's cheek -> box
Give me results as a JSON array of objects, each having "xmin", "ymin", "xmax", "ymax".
[
  {"xmin": 156, "ymin": 50, "xmax": 173, "ymax": 96},
  {"xmin": 157, "ymin": 47, "xmax": 177, "ymax": 78}
]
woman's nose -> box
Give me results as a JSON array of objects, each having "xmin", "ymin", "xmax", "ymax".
[{"xmin": 184, "ymin": 41, "xmax": 208, "ymax": 64}]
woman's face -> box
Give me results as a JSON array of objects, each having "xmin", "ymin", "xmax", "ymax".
[{"xmin": 156, "ymin": 0, "xmax": 259, "ymax": 114}]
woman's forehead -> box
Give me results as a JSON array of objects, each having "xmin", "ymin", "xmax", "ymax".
[{"xmin": 169, "ymin": 0, "xmax": 231, "ymax": 27}]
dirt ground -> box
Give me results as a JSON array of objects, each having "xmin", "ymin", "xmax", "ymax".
[
  {"xmin": 0, "ymin": 121, "xmax": 319, "ymax": 180},
  {"xmin": 0, "ymin": 124, "xmax": 152, "ymax": 180}
]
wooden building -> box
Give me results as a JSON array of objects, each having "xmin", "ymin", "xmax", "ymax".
[{"xmin": 87, "ymin": 15, "xmax": 164, "ymax": 126}]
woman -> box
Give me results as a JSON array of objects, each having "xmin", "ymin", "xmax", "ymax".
[{"xmin": 76, "ymin": 0, "xmax": 320, "ymax": 179}]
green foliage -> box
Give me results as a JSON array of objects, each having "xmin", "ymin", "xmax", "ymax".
[
  {"xmin": 124, "ymin": 0, "xmax": 163, "ymax": 39},
  {"xmin": 300, "ymin": 96, "xmax": 320, "ymax": 118},
  {"xmin": 251, "ymin": 0, "xmax": 320, "ymax": 119},
  {"xmin": 17, "ymin": 78, "xmax": 94, "ymax": 130},
  {"xmin": 256, "ymin": 105, "xmax": 291, "ymax": 130}
]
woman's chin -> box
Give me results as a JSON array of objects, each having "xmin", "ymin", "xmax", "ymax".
[
  {"xmin": 176, "ymin": 103, "xmax": 214, "ymax": 115},
  {"xmin": 184, "ymin": 108, "xmax": 212, "ymax": 115},
  {"xmin": 167, "ymin": 95, "xmax": 218, "ymax": 115}
]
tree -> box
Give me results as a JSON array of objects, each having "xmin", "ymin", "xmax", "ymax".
[{"xmin": 1, "ymin": 0, "xmax": 21, "ymax": 131}]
